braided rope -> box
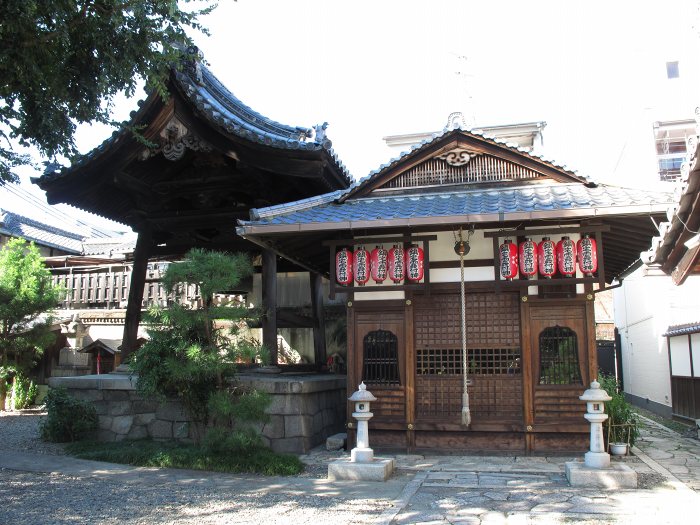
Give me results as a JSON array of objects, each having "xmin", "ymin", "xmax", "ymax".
[{"xmin": 460, "ymin": 243, "xmax": 471, "ymax": 427}]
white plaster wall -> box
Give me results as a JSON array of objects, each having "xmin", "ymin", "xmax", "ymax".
[{"xmin": 614, "ymin": 267, "xmax": 700, "ymax": 407}]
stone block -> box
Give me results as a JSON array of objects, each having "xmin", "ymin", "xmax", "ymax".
[
  {"xmin": 285, "ymin": 415, "xmax": 312, "ymax": 437},
  {"xmin": 111, "ymin": 415, "xmax": 134, "ymax": 435},
  {"xmin": 312, "ymin": 412, "xmax": 324, "ymax": 435},
  {"xmin": 127, "ymin": 425, "xmax": 148, "ymax": 440},
  {"xmin": 103, "ymin": 390, "xmax": 130, "ymax": 402},
  {"xmin": 132, "ymin": 400, "xmax": 159, "ymax": 413},
  {"xmin": 328, "ymin": 458, "xmax": 395, "ymax": 482},
  {"xmin": 149, "ymin": 420, "xmax": 173, "ymax": 440},
  {"xmin": 270, "ymin": 437, "xmax": 305, "ymax": 454},
  {"xmin": 267, "ymin": 395, "xmax": 302, "ymax": 415},
  {"xmin": 326, "ymin": 433, "xmax": 346, "ymax": 451},
  {"xmin": 133, "ymin": 413, "xmax": 156, "ymax": 426},
  {"xmin": 93, "ymin": 401, "xmax": 109, "ymax": 416},
  {"xmin": 304, "ymin": 395, "xmax": 321, "ymax": 415},
  {"xmin": 155, "ymin": 401, "xmax": 188, "ymax": 421},
  {"xmin": 565, "ymin": 461, "xmax": 637, "ymax": 489},
  {"xmin": 98, "ymin": 416, "xmax": 113, "ymax": 431},
  {"xmin": 108, "ymin": 401, "xmax": 132, "ymax": 416},
  {"xmin": 173, "ymin": 422, "xmax": 189, "ymax": 440},
  {"xmin": 70, "ymin": 389, "xmax": 104, "ymax": 402},
  {"xmin": 262, "ymin": 415, "xmax": 285, "ymax": 439}
]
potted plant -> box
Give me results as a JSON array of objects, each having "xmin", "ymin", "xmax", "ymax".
[{"xmin": 599, "ymin": 372, "xmax": 639, "ymax": 455}]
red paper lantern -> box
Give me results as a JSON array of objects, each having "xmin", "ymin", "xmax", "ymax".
[
  {"xmin": 353, "ymin": 247, "xmax": 370, "ymax": 285},
  {"xmin": 370, "ymin": 246, "xmax": 389, "ymax": 284},
  {"xmin": 556, "ymin": 236, "xmax": 577, "ymax": 277},
  {"xmin": 406, "ymin": 244, "xmax": 425, "ymax": 282},
  {"xmin": 499, "ymin": 239, "xmax": 518, "ymax": 281},
  {"xmin": 538, "ymin": 237, "xmax": 557, "ymax": 279},
  {"xmin": 577, "ymin": 234, "xmax": 598, "ymax": 276},
  {"xmin": 388, "ymin": 245, "xmax": 405, "ymax": 284},
  {"xmin": 518, "ymin": 237, "xmax": 538, "ymax": 279},
  {"xmin": 335, "ymin": 248, "xmax": 353, "ymax": 285}
]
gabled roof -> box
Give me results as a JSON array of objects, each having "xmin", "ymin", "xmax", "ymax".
[
  {"xmin": 338, "ymin": 127, "xmax": 586, "ymax": 202},
  {"xmin": 0, "ymin": 209, "xmax": 84, "ymax": 254},
  {"xmin": 238, "ymin": 127, "xmax": 673, "ymax": 282}
]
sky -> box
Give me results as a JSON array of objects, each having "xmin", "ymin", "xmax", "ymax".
[{"xmin": 5, "ymin": 0, "xmax": 700, "ymax": 232}]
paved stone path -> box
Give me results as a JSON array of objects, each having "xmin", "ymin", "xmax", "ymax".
[{"xmin": 1, "ymin": 410, "xmax": 699, "ymax": 524}]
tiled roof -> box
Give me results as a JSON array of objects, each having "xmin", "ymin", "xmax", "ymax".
[
  {"xmin": 241, "ymin": 182, "xmax": 674, "ymax": 230},
  {"xmin": 37, "ymin": 47, "xmax": 352, "ymax": 185},
  {"xmin": 664, "ymin": 322, "xmax": 700, "ymax": 337},
  {"xmin": 82, "ymin": 237, "xmax": 136, "ymax": 256},
  {"xmin": 0, "ymin": 210, "xmax": 84, "ymax": 253}
]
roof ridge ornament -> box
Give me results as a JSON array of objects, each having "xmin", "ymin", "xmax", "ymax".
[
  {"xmin": 182, "ymin": 45, "xmax": 204, "ymax": 85},
  {"xmin": 445, "ymin": 112, "xmax": 468, "ymax": 131}
]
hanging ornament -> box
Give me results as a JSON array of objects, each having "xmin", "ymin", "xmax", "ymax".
[
  {"xmin": 388, "ymin": 245, "xmax": 405, "ymax": 284},
  {"xmin": 577, "ymin": 234, "xmax": 598, "ymax": 276},
  {"xmin": 499, "ymin": 239, "xmax": 518, "ymax": 281},
  {"xmin": 353, "ymin": 246, "xmax": 370, "ymax": 285},
  {"xmin": 406, "ymin": 244, "xmax": 425, "ymax": 282},
  {"xmin": 518, "ymin": 237, "xmax": 538, "ymax": 279},
  {"xmin": 556, "ymin": 236, "xmax": 577, "ymax": 277},
  {"xmin": 335, "ymin": 248, "xmax": 353, "ymax": 285},
  {"xmin": 370, "ymin": 246, "xmax": 389, "ymax": 284},
  {"xmin": 538, "ymin": 237, "xmax": 557, "ymax": 278}
]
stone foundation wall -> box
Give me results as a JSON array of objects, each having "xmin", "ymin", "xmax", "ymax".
[{"xmin": 47, "ymin": 373, "xmax": 347, "ymax": 454}]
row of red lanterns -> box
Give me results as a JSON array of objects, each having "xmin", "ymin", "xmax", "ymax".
[
  {"xmin": 336, "ymin": 245, "xmax": 425, "ymax": 286},
  {"xmin": 499, "ymin": 235, "xmax": 598, "ymax": 281}
]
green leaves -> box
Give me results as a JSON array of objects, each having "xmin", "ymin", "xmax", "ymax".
[
  {"xmin": 0, "ymin": 238, "xmax": 60, "ymax": 369},
  {"xmin": 0, "ymin": 0, "xmax": 217, "ymax": 184}
]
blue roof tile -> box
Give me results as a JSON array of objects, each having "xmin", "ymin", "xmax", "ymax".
[{"xmin": 241, "ymin": 183, "xmax": 674, "ymax": 230}]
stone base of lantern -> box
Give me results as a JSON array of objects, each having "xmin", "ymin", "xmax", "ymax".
[
  {"xmin": 328, "ymin": 457, "xmax": 395, "ymax": 482},
  {"xmin": 565, "ymin": 461, "xmax": 637, "ymax": 489}
]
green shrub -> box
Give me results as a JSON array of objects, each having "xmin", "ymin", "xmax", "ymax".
[
  {"xmin": 599, "ymin": 372, "xmax": 639, "ymax": 446},
  {"xmin": 11, "ymin": 372, "xmax": 37, "ymax": 410},
  {"xmin": 41, "ymin": 387, "xmax": 98, "ymax": 442}
]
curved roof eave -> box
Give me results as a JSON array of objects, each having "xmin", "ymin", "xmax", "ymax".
[{"xmin": 34, "ymin": 50, "xmax": 352, "ymax": 188}]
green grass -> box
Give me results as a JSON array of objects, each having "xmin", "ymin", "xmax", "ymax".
[{"xmin": 65, "ymin": 439, "xmax": 304, "ymax": 476}]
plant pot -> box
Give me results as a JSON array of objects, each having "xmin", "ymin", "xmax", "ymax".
[{"xmin": 610, "ymin": 442, "xmax": 628, "ymax": 456}]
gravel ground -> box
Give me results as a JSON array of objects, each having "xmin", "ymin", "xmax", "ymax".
[
  {"xmin": 0, "ymin": 409, "xmax": 395, "ymax": 525},
  {"xmin": 0, "ymin": 409, "xmax": 66, "ymax": 456}
]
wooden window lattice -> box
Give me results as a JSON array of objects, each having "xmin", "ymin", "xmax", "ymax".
[
  {"xmin": 538, "ymin": 325, "xmax": 582, "ymax": 385},
  {"xmin": 382, "ymin": 156, "xmax": 543, "ymax": 190},
  {"xmin": 362, "ymin": 329, "xmax": 400, "ymax": 386},
  {"xmin": 416, "ymin": 348, "xmax": 521, "ymax": 375}
]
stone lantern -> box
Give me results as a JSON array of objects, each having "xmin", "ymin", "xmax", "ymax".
[
  {"xmin": 580, "ymin": 379, "xmax": 612, "ymax": 469},
  {"xmin": 327, "ymin": 382, "xmax": 395, "ymax": 481},
  {"xmin": 348, "ymin": 382, "xmax": 377, "ymax": 463}
]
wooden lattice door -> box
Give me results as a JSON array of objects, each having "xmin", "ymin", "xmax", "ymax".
[
  {"xmin": 413, "ymin": 292, "xmax": 523, "ymax": 425},
  {"xmin": 529, "ymin": 305, "xmax": 589, "ymax": 423},
  {"xmin": 352, "ymin": 311, "xmax": 406, "ymax": 423}
]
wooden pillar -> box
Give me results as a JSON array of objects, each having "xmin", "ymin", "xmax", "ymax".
[
  {"xmin": 120, "ymin": 228, "xmax": 152, "ymax": 364},
  {"xmin": 262, "ymin": 249, "xmax": 278, "ymax": 366},
  {"xmin": 309, "ymin": 272, "xmax": 327, "ymax": 370}
]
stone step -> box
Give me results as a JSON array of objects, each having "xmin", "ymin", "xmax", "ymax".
[{"xmin": 326, "ymin": 432, "xmax": 346, "ymax": 451}]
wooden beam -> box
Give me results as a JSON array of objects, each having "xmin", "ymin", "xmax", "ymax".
[
  {"xmin": 120, "ymin": 228, "xmax": 152, "ymax": 363},
  {"xmin": 672, "ymin": 243, "xmax": 700, "ymax": 285},
  {"xmin": 310, "ymin": 272, "xmax": 327, "ymax": 370},
  {"xmin": 262, "ymin": 249, "xmax": 278, "ymax": 366},
  {"xmin": 483, "ymin": 225, "xmax": 610, "ymax": 238}
]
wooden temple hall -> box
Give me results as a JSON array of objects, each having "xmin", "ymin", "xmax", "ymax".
[
  {"xmin": 238, "ymin": 127, "xmax": 674, "ymax": 453},
  {"xmin": 35, "ymin": 47, "xmax": 673, "ymax": 453},
  {"xmin": 33, "ymin": 47, "xmax": 352, "ymax": 366}
]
